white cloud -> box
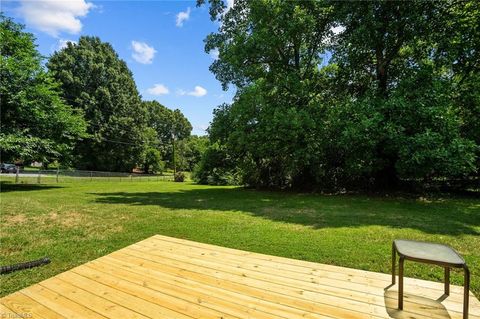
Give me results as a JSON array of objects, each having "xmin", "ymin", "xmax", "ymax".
[
  {"xmin": 322, "ymin": 25, "xmax": 346, "ymax": 46},
  {"xmin": 147, "ymin": 84, "xmax": 169, "ymax": 96},
  {"xmin": 18, "ymin": 0, "xmax": 93, "ymax": 37},
  {"xmin": 131, "ymin": 41, "xmax": 156, "ymax": 64},
  {"xmin": 177, "ymin": 86, "xmax": 207, "ymax": 97},
  {"xmin": 209, "ymin": 48, "xmax": 219, "ymax": 60},
  {"xmin": 189, "ymin": 86, "xmax": 207, "ymax": 97},
  {"xmin": 195, "ymin": 124, "xmax": 209, "ymax": 132},
  {"xmin": 226, "ymin": 0, "xmax": 234, "ymax": 11},
  {"xmin": 57, "ymin": 39, "xmax": 76, "ymax": 51},
  {"xmin": 176, "ymin": 7, "xmax": 191, "ymax": 27},
  {"xmin": 331, "ymin": 26, "xmax": 345, "ymax": 35}
]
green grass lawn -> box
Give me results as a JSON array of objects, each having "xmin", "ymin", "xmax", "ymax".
[{"xmin": 1, "ymin": 179, "xmax": 479, "ymax": 298}]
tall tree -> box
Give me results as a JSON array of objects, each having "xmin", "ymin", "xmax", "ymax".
[
  {"xmin": 0, "ymin": 15, "xmax": 87, "ymax": 165},
  {"xmin": 331, "ymin": 1, "xmax": 478, "ymax": 186},
  {"xmin": 199, "ymin": 0, "xmax": 478, "ymax": 189},
  {"xmin": 173, "ymin": 135, "xmax": 209, "ymax": 171},
  {"xmin": 48, "ymin": 36, "xmax": 147, "ymax": 172},
  {"xmin": 203, "ymin": 0, "xmax": 335, "ymax": 188},
  {"xmin": 144, "ymin": 101, "xmax": 191, "ymax": 143},
  {"xmin": 432, "ymin": 1, "xmax": 480, "ymax": 171},
  {"xmin": 143, "ymin": 100, "xmax": 192, "ymax": 168}
]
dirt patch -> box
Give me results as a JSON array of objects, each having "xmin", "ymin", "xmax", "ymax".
[
  {"xmin": 40, "ymin": 210, "xmax": 93, "ymax": 228},
  {"xmin": 3, "ymin": 214, "xmax": 28, "ymax": 226},
  {"xmin": 89, "ymin": 224, "xmax": 124, "ymax": 240}
]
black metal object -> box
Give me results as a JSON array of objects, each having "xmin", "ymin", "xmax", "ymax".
[
  {"xmin": 445, "ymin": 267, "xmax": 450, "ymax": 295},
  {"xmin": 0, "ymin": 257, "xmax": 50, "ymax": 275},
  {"xmin": 391, "ymin": 240, "xmax": 470, "ymax": 319}
]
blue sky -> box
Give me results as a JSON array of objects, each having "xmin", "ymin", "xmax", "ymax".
[{"xmin": 3, "ymin": 0, "xmax": 235, "ymax": 135}]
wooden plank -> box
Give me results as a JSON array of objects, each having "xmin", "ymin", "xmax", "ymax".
[
  {"xmin": 126, "ymin": 241, "xmax": 471, "ymax": 319},
  {"xmin": 40, "ymin": 277, "xmax": 149, "ymax": 319},
  {"xmin": 87, "ymin": 258, "xmax": 330, "ymax": 319},
  {"xmin": 76, "ymin": 262, "xmax": 281, "ymax": 319},
  {"xmin": 1, "ymin": 292, "xmax": 64, "ymax": 319},
  {"xmin": 1, "ymin": 235, "xmax": 478, "ymax": 319},
  {"xmin": 98, "ymin": 256, "xmax": 472, "ymax": 319},
  {"xmin": 148, "ymin": 243, "xmax": 479, "ymax": 318},
  {"xmin": 0, "ymin": 303, "xmax": 20, "ymax": 318},
  {"xmin": 145, "ymin": 237, "xmax": 468, "ymax": 295},
  {"xmin": 105, "ymin": 252, "xmax": 373, "ymax": 319},
  {"xmin": 138, "ymin": 238, "xmax": 478, "ymax": 313},
  {"xmin": 22, "ymin": 283, "xmax": 108, "ymax": 319},
  {"xmin": 55, "ymin": 271, "xmax": 195, "ymax": 319},
  {"xmin": 150, "ymin": 235, "xmax": 480, "ymax": 309},
  {"xmin": 149, "ymin": 236, "xmax": 480, "ymax": 314},
  {"xmin": 110, "ymin": 248, "xmax": 470, "ymax": 319},
  {"xmin": 152, "ymin": 235, "xmax": 474, "ymax": 297},
  {"xmin": 66, "ymin": 266, "xmax": 238, "ymax": 319},
  {"xmin": 138, "ymin": 239, "xmax": 390, "ymax": 287},
  {"xmin": 150, "ymin": 236, "xmax": 480, "ymax": 313}
]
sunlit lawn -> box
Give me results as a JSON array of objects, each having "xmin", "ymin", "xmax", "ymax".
[{"xmin": 1, "ymin": 178, "xmax": 479, "ymax": 297}]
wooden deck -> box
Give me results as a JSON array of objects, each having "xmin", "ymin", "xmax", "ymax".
[{"xmin": 1, "ymin": 235, "xmax": 479, "ymax": 319}]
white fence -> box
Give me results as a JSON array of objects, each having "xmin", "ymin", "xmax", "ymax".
[{"xmin": 1, "ymin": 169, "xmax": 173, "ymax": 184}]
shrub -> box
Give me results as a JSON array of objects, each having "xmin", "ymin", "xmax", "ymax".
[
  {"xmin": 143, "ymin": 148, "xmax": 164, "ymax": 174},
  {"xmin": 192, "ymin": 143, "xmax": 239, "ymax": 185},
  {"xmin": 174, "ymin": 171, "xmax": 185, "ymax": 182}
]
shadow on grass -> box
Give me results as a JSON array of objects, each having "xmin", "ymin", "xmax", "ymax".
[
  {"xmin": 91, "ymin": 188, "xmax": 480, "ymax": 236},
  {"xmin": 0, "ymin": 181, "xmax": 63, "ymax": 193}
]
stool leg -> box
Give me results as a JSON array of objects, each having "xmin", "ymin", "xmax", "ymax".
[
  {"xmin": 392, "ymin": 243, "xmax": 396, "ymax": 285},
  {"xmin": 445, "ymin": 267, "xmax": 450, "ymax": 296},
  {"xmin": 464, "ymin": 266, "xmax": 470, "ymax": 319},
  {"xmin": 398, "ymin": 257, "xmax": 404, "ymax": 310}
]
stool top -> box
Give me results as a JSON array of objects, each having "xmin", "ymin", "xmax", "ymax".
[{"xmin": 394, "ymin": 240, "xmax": 465, "ymax": 266}]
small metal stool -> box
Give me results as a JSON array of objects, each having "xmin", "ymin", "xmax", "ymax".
[{"xmin": 392, "ymin": 239, "xmax": 470, "ymax": 319}]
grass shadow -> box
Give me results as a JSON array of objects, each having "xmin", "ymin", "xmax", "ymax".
[
  {"xmin": 91, "ymin": 187, "xmax": 480, "ymax": 236},
  {"xmin": 0, "ymin": 181, "xmax": 64, "ymax": 193}
]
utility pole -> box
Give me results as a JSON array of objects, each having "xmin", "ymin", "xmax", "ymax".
[{"xmin": 172, "ymin": 132, "xmax": 176, "ymax": 175}]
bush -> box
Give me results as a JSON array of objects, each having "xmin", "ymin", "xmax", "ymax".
[
  {"xmin": 174, "ymin": 171, "xmax": 185, "ymax": 182},
  {"xmin": 143, "ymin": 148, "xmax": 164, "ymax": 174},
  {"xmin": 192, "ymin": 143, "xmax": 239, "ymax": 185}
]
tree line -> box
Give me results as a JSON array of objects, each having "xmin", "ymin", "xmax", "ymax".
[
  {"xmin": 1, "ymin": 15, "xmax": 205, "ymax": 173},
  {"xmin": 194, "ymin": 0, "xmax": 480, "ymax": 191}
]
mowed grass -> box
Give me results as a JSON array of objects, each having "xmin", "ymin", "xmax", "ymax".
[{"xmin": 0, "ymin": 179, "xmax": 479, "ymax": 298}]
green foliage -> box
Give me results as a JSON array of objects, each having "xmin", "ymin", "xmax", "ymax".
[
  {"xmin": 175, "ymin": 135, "xmax": 209, "ymax": 171},
  {"xmin": 143, "ymin": 100, "xmax": 192, "ymax": 168},
  {"xmin": 47, "ymin": 36, "xmax": 146, "ymax": 172},
  {"xmin": 193, "ymin": 142, "xmax": 239, "ymax": 185},
  {"xmin": 199, "ymin": 0, "xmax": 479, "ymax": 190},
  {"xmin": 143, "ymin": 148, "xmax": 164, "ymax": 174},
  {"xmin": 0, "ymin": 15, "xmax": 87, "ymax": 164},
  {"xmin": 144, "ymin": 100, "xmax": 192, "ymax": 143}
]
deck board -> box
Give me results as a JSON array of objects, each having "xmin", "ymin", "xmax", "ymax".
[{"xmin": 1, "ymin": 235, "xmax": 479, "ymax": 319}]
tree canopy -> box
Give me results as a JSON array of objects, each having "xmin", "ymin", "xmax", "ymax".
[
  {"xmin": 143, "ymin": 100, "xmax": 192, "ymax": 169},
  {"xmin": 2, "ymin": 15, "xmax": 197, "ymax": 173},
  {"xmin": 0, "ymin": 15, "xmax": 87, "ymax": 165},
  {"xmin": 47, "ymin": 36, "xmax": 148, "ymax": 172},
  {"xmin": 144, "ymin": 100, "xmax": 192, "ymax": 143},
  {"xmin": 198, "ymin": 0, "xmax": 479, "ymax": 190}
]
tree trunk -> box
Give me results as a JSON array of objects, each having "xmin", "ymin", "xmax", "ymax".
[
  {"xmin": 376, "ymin": 61, "xmax": 388, "ymax": 98},
  {"xmin": 375, "ymin": 41, "xmax": 388, "ymax": 98}
]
